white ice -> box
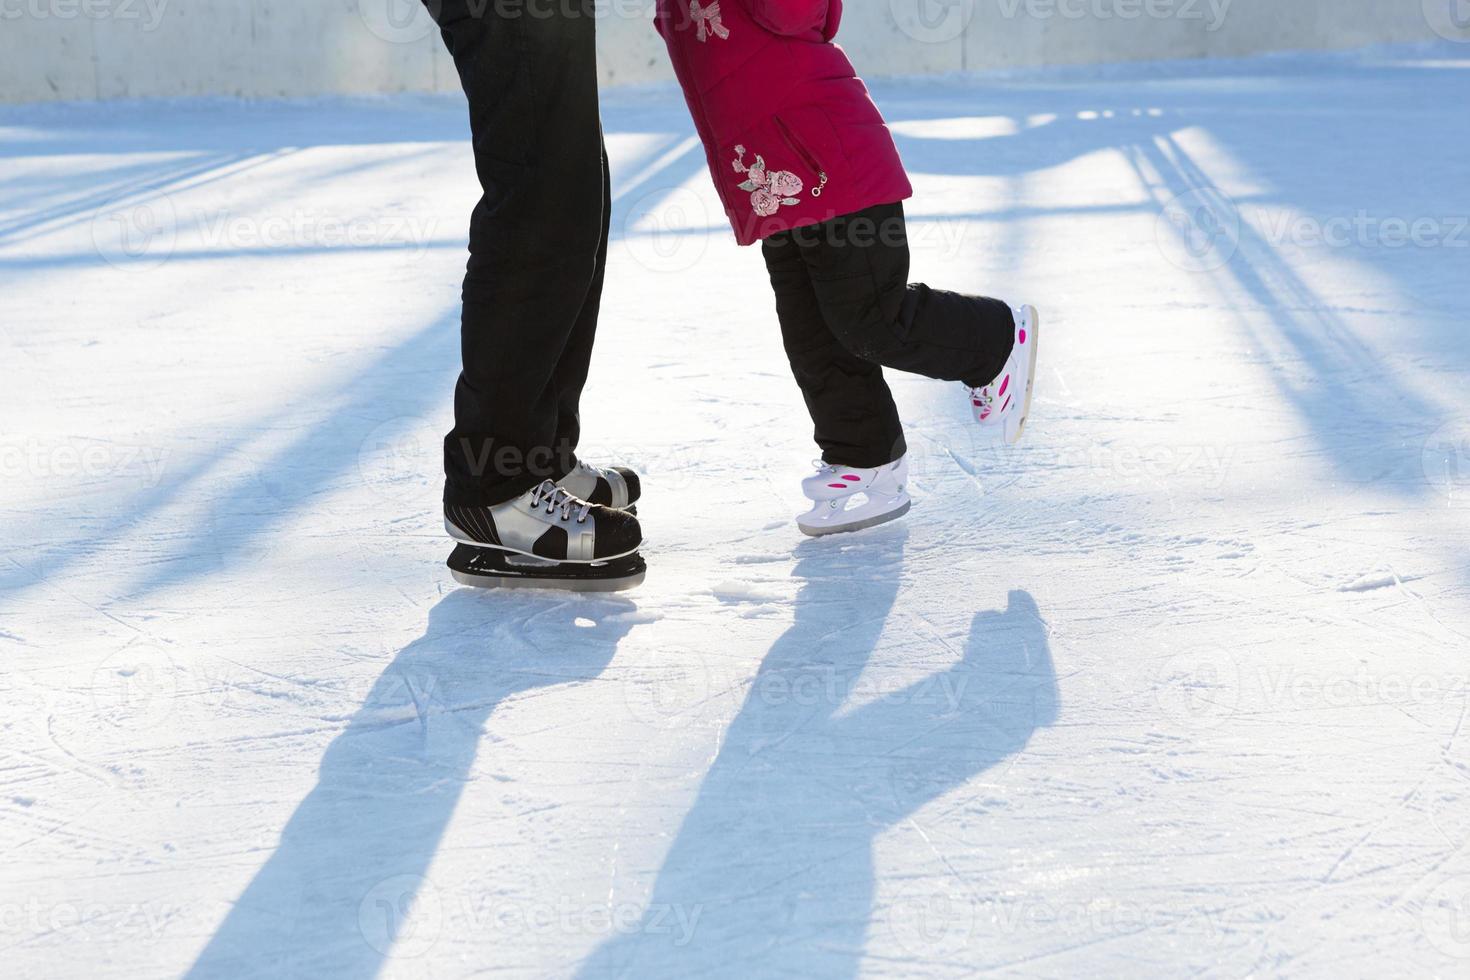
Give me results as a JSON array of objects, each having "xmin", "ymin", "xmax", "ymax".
[{"xmin": 2, "ymin": 44, "xmax": 1469, "ymax": 978}]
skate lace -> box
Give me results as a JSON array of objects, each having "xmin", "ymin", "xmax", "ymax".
[{"xmin": 529, "ymin": 480, "xmax": 592, "ymax": 524}]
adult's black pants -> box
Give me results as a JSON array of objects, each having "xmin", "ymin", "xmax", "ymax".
[{"xmin": 427, "ymin": 0, "xmax": 608, "ymax": 506}]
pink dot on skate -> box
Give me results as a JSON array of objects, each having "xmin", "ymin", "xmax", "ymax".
[
  {"xmin": 842, "ymin": 475, "xmax": 861, "ymax": 481},
  {"xmin": 998, "ymin": 375, "xmax": 1010, "ymax": 398},
  {"xmin": 1019, "ymin": 329, "xmax": 1027, "ymax": 345},
  {"xmin": 828, "ymin": 483, "xmax": 848, "ymax": 489},
  {"xmin": 1001, "ymin": 395, "xmax": 1012, "ymax": 413}
]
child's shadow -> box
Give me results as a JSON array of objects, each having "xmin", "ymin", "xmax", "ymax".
[
  {"xmin": 187, "ymin": 588, "xmax": 639, "ymax": 979},
  {"xmin": 576, "ymin": 532, "xmax": 1058, "ymax": 978}
]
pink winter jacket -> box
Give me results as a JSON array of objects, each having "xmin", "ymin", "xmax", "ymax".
[{"xmin": 654, "ymin": 0, "xmax": 914, "ymax": 246}]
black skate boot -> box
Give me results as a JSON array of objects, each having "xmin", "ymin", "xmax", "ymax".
[
  {"xmin": 445, "ymin": 480, "xmax": 645, "ymax": 592},
  {"xmin": 556, "ymin": 460, "xmax": 641, "ymax": 512}
]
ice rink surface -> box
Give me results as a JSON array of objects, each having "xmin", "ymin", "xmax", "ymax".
[{"xmin": 3, "ymin": 43, "xmax": 1469, "ymax": 978}]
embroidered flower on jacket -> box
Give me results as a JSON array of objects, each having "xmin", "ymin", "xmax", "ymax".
[
  {"xmin": 732, "ymin": 145, "xmax": 803, "ymax": 217},
  {"xmin": 689, "ymin": 0, "xmax": 729, "ymax": 42},
  {"xmin": 767, "ymin": 170, "xmax": 803, "ymax": 197}
]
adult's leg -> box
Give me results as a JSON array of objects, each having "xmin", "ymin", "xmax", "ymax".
[
  {"xmin": 550, "ymin": 144, "xmax": 611, "ymax": 459},
  {"xmin": 428, "ymin": 0, "xmax": 607, "ymax": 506},
  {"xmin": 792, "ymin": 202, "xmax": 1015, "ymax": 388},
  {"xmin": 762, "ymin": 232, "xmax": 907, "ymax": 468}
]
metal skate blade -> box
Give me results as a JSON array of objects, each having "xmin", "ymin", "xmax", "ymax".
[
  {"xmin": 449, "ymin": 568, "xmax": 646, "ymax": 592},
  {"xmin": 447, "ymin": 545, "xmax": 646, "ymax": 593},
  {"xmin": 798, "ymin": 499, "xmax": 912, "ymax": 537}
]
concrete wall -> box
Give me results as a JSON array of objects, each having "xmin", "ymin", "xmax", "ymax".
[{"xmin": 1, "ymin": 0, "xmax": 1465, "ymax": 102}]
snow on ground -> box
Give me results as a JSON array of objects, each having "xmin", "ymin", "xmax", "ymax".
[{"xmin": 2, "ymin": 43, "xmax": 1469, "ymax": 979}]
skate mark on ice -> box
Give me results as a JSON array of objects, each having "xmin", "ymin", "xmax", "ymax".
[{"xmin": 1337, "ymin": 568, "xmax": 1421, "ymax": 594}]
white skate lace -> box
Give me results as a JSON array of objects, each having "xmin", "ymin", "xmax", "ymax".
[{"xmin": 529, "ymin": 480, "xmax": 592, "ymax": 524}]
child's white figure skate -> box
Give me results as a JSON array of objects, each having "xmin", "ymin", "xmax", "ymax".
[
  {"xmin": 797, "ymin": 456, "xmax": 912, "ymax": 537},
  {"xmin": 968, "ymin": 304, "xmax": 1040, "ymax": 445}
]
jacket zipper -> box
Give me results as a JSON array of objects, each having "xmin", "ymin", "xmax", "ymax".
[{"xmin": 774, "ymin": 116, "xmax": 829, "ymax": 198}]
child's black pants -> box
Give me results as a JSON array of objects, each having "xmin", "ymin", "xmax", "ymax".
[{"xmin": 761, "ymin": 201, "xmax": 1016, "ymax": 468}]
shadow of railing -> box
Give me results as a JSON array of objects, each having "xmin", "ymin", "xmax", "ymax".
[{"xmin": 1135, "ymin": 131, "xmax": 1454, "ymax": 492}]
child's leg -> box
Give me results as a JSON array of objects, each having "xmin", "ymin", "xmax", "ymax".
[
  {"xmin": 762, "ymin": 230, "xmax": 907, "ymax": 467},
  {"xmin": 791, "ymin": 202, "xmax": 1015, "ymax": 388}
]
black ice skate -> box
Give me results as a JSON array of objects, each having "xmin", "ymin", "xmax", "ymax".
[{"xmin": 445, "ymin": 480, "xmax": 645, "ymax": 592}]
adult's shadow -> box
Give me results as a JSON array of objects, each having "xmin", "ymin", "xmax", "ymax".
[
  {"xmin": 577, "ymin": 532, "xmax": 1058, "ymax": 978},
  {"xmin": 188, "ymin": 587, "xmax": 640, "ymax": 978}
]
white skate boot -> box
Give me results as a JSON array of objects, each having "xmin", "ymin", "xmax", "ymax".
[
  {"xmin": 797, "ymin": 456, "xmax": 912, "ymax": 537},
  {"xmin": 967, "ymin": 304, "xmax": 1040, "ymax": 445}
]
